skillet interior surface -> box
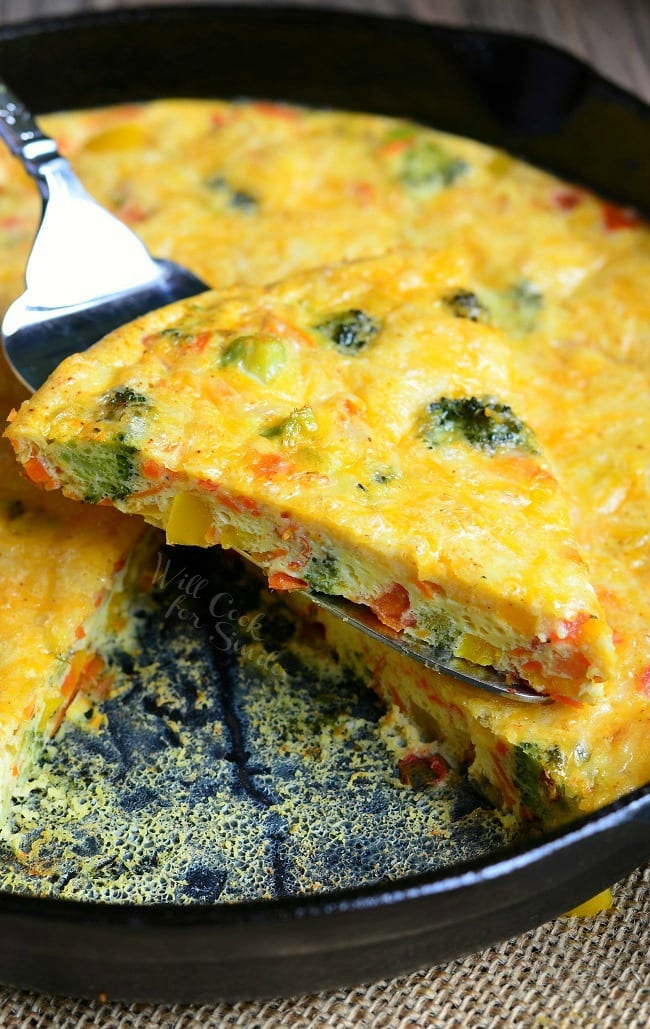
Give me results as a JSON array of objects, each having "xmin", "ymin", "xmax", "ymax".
[{"xmin": 0, "ymin": 5, "xmax": 648, "ymax": 1002}]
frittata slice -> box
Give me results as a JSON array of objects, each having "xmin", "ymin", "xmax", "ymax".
[
  {"xmin": 6, "ymin": 250, "xmax": 614, "ymax": 701},
  {"xmin": 0, "ymin": 370, "xmax": 151, "ymax": 824}
]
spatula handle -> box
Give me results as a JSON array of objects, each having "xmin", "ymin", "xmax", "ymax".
[{"xmin": 0, "ymin": 80, "xmax": 60, "ymax": 174}]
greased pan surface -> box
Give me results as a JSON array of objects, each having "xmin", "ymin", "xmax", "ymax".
[{"xmin": 0, "ymin": 5, "xmax": 648, "ymax": 1003}]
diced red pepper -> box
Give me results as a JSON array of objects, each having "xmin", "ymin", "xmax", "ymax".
[
  {"xmin": 251, "ymin": 102, "xmax": 300, "ymax": 120},
  {"xmin": 601, "ymin": 202, "xmax": 643, "ymax": 231},
  {"xmin": 552, "ymin": 188, "xmax": 584, "ymax": 211},
  {"xmin": 268, "ymin": 572, "xmax": 308, "ymax": 591},
  {"xmin": 369, "ymin": 582, "xmax": 413, "ymax": 632},
  {"xmin": 398, "ymin": 752, "xmax": 448, "ymax": 789}
]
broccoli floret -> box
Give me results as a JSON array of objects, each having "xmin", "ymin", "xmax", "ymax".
[
  {"xmin": 443, "ymin": 290, "xmax": 489, "ymax": 323},
  {"xmin": 205, "ymin": 174, "xmax": 258, "ymax": 213},
  {"xmin": 418, "ymin": 396, "xmax": 539, "ymax": 454},
  {"xmin": 260, "ymin": 406, "xmax": 318, "ymax": 445},
  {"xmin": 419, "ymin": 609, "xmax": 459, "ymax": 652},
  {"xmin": 315, "ymin": 309, "xmax": 380, "ymax": 354},
  {"xmin": 53, "ymin": 433, "xmax": 139, "ymax": 503},
  {"xmin": 304, "ymin": 551, "xmax": 340, "ymax": 594},
  {"xmin": 399, "ymin": 139, "xmax": 468, "ymax": 192},
  {"xmin": 97, "ymin": 386, "xmax": 149, "ymax": 421},
  {"xmin": 512, "ymin": 742, "xmax": 569, "ymax": 821}
]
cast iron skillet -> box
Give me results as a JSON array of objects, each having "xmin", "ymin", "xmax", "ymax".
[{"xmin": 0, "ymin": 5, "xmax": 648, "ymax": 1003}]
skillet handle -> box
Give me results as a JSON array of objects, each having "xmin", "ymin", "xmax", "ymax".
[{"xmin": 0, "ymin": 80, "xmax": 60, "ymax": 177}]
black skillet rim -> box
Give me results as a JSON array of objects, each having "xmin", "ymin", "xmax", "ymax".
[{"xmin": 0, "ymin": 0, "xmax": 647, "ymax": 967}]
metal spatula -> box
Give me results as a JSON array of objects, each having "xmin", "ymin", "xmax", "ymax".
[
  {"xmin": 0, "ymin": 80, "xmax": 206, "ymax": 392},
  {"xmin": 0, "ymin": 81, "xmax": 549, "ymax": 704}
]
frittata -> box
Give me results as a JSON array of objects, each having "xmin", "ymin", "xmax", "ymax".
[
  {"xmin": 0, "ymin": 98, "xmax": 648, "ymax": 827},
  {"xmin": 7, "ymin": 251, "xmax": 614, "ymax": 702}
]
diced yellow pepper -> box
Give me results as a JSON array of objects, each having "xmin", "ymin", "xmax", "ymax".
[
  {"xmin": 487, "ymin": 151, "xmax": 513, "ymax": 177},
  {"xmin": 166, "ymin": 493, "xmax": 213, "ymax": 546},
  {"xmin": 455, "ymin": 634, "xmax": 499, "ymax": 667},
  {"xmin": 220, "ymin": 526, "xmax": 242, "ymax": 550},
  {"xmin": 83, "ymin": 124, "xmax": 147, "ymax": 152},
  {"xmin": 564, "ymin": 887, "xmax": 613, "ymax": 918}
]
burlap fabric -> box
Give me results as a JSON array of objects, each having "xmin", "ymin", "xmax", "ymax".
[{"xmin": 1, "ymin": 862, "xmax": 647, "ymax": 1028}]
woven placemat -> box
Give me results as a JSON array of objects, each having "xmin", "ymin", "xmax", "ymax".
[{"xmin": 2, "ymin": 862, "xmax": 648, "ymax": 1028}]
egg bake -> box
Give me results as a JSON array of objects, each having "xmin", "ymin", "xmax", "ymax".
[
  {"xmin": 7, "ymin": 250, "xmax": 614, "ymax": 704},
  {"xmin": 1, "ymin": 99, "xmax": 649, "ymax": 827}
]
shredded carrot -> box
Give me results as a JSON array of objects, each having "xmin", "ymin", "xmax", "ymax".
[
  {"xmin": 342, "ymin": 398, "xmax": 361, "ymax": 418},
  {"xmin": 186, "ymin": 330, "xmax": 211, "ymax": 352},
  {"xmin": 262, "ymin": 312, "xmax": 316, "ymax": 348},
  {"xmin": 60, "ymin": 656, "xmax": 84, "ymax": 699},
  {"xmin": 23, "ymin": 456, "xmax": 58, "ymax": 490},
  {"xmin": 197, "ymin": 478, "xmax": 261, "ymax": 516},
  {"xmin": 22, "ymin": 699, "xmax": 36, "ymax": 721},
  {"xmin": 52, "ymin": 652, "xmax": 107, "ymax": 735},
  {"xmin": 83, "ymin": 655, "xmax": 106, "ymax": 682},
  {"xmin": 351, "ymin": 181, "xmax": 375, "ymax": 205},
  {"xmin": 637, "ymin": 666, "xmax": 650, "ymax": 697},
  {"xmin": 389, "ymin": 686, "xmax": 406, "ymax": 713},
  {"xmin": 378, "ymin": 138, "xmax": 411, "ymax": 157},
  {"xmin": 418, "ymin": 580, "xmax": 444, "ymax": 599},
  {"xmin": 491, "ymin": 751, "xmax": 517, "ymax": 808},
  {"xmin": 75, "ymin": 625, "xmax": 86, "ymax": 641},
  {"xmin": 133, "ymin": 482, "xmax": 171, "ymax": 499},
  {"xmin": 552, "ymin": 694, "xmax": 585, "ymax": 709}
]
